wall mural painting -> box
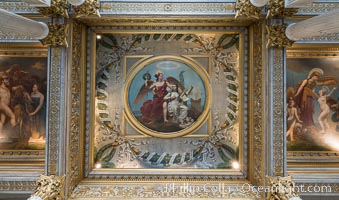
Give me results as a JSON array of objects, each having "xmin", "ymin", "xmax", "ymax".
[
  {"xmin": 94, "ymin": 33, "xmax": 241, "ymax": 169},
  {"xmin": 286, "ymin": 58, "xmax": 339, "ymax": 151},
  {"xmin": 0, "ymin": 57, "xmax": 47, "ymax": 150}
]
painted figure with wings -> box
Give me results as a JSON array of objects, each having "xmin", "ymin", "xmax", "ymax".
[{"xmin": 134, "ymin": 71, "xmax": 187, "ymax": 125}]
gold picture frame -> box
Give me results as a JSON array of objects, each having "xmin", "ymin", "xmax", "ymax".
[
  {"xmin": 0, "ymin": 43, "xmax": 48, "ymax": 196},
  {"xmin": 0, "ymin": 43, "xmax": 47, "ymax": 165},
  {"xmin": 65, "ymin": 21, "xmax": 266, "ymax": 199},
  {"xmin": 286, "ymin": 44, "xmax": 339, "ymax": 174}
]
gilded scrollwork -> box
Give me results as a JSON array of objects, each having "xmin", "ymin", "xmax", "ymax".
[
  {"xmin": 40, "ymin": 24, "xmax": 69, "ymax": 47},
  {"xmin": 235, "ymin": 0, "xmax": 262, "ymax": 19},
  {"xmin": 37, "ymin": 0, "xmax": 69, "ymax": 18},
  {"xmin": 266, "ymin": 24, "xmax": 294, "ymax": 48},
  {"xmin": 28, "ymin": 175, "xmax": 65, "ymax": 200},
  {"xmin": 73, "ymin": 0, "xmax": 101, "ymax": 18},
  {"xmin": 68, "ymin": 20, "xmax": 83, "ymax": 194},
  {"xmin": 71, "ymin": 183, "xmax": 260, "ymax": 199},
  {"xmin": 252, "ymin": 22, "xmax": 265, "ymax": 188},
  {"xmin": 266, "ymin": 0, "xmax": 298, "ymax": 19}
]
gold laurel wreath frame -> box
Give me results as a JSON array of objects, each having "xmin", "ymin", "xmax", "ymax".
[{"xmin": 123, "ymin": 55, "xmax": 211, "ymax": 139}]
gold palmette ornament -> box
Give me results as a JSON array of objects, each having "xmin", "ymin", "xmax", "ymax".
[
  {"xmin": 266, "ymin": 175, "xmax": 302, "ymax": 200},
  {"xmin": 235, "ymin": 0, "xmax": 262, "ymax": 19},
  {"xmin": 28, "ymin": 175, "xmax": 65, "ymax": 200},
  {"xmin": 266, "ymin": 0, "xmax": 298, "ymax": 19},
  {"xmin": 266, "ymin": 24, "xmax": 294, "ymax": 48},
  {"xmin": 37, "ymin": 0, "xmax": 69, "ymax": 18},
  {"xmin": 40, "ymin": 23, "xmax": 69, "ymax": 47},
  {"xmin": 72, "ymin": 0, "xmax": 101, "ymax": 18}
]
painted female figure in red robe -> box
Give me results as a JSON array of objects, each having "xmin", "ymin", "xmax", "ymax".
[
  {"xmin": 294, "ymin": 68, "xmax": 337, "ymax": 127},
  {"xmin": 140, "ymin": 72, "xmax": 171, "ymax": 123}
]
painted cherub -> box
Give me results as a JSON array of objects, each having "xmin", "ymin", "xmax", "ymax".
[{"xmin": 286, "ymin": 97, "xmax": 302, "ymax": 141}]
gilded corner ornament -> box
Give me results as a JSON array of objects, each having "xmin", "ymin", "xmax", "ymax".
[
  {"xmin": 37, "ymin": 0, "xmax": 69, "ymax": 18},
  {"xmin": 72, "ymin": 0, "xmax": 101, "ymax": 18},
  {"xmin": 266, "ymin": 0, "xmax": 298, "ymax": 19},
  {"xmin": 266, "ymin": 24, "xmax": 294, "ymax": 48},
  {"xmin": 40, "ymin": 24, "xmax": 69, "ymax": 47},
  {"xmin": 266, "ymin": 176, "xmax": 301, "ymax": 200},
  {"xmin": 235, "ymin": 0, "xmax": 262, "ymax": 19},
  {"xmin": 28, "ymin": 175, "xmax": 65, "ymax": 200}
]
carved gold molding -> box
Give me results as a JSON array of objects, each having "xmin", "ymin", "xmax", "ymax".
[
  {"xmin": 251, "ymin": 22, "xmax": 265, "ymax": 194},
  {"xmin": 73, "ymin": 0, "xmax": 100, "ymax": 18},
  {"xmin": 235, "ymin": 0, "xmax": 262, "ymax": 19},
  {"xmin": 272, "ymin": 48, "xmax": 284, "ymax": 176},
  {"xmin": 71, "ymin": 183, "xmax": 260, "ymax": 199},
  {"xmin": 68, "ymin": 20, "xmax": 83, "ymax": 195},
  {"xmin": 266, "ymin": 176, "xmax": 301, "ymax": 200},
  {"xmin": 37, "ymin": 0, "xmax": 69, "ymax": 18},
  {"xmin": 28, "ymin": 175, "xmax": 65, "ymax": 200},
  {"xmin": 266, "ymin": 24, "xmax": 294, "ymax": 48},
  {"xmin": 40, "ymin": 24, "xmax": 69, "ymax": 47},
  {"xmin": 266, "ymin": 0, "xmax": 298, "ymax": 19}
]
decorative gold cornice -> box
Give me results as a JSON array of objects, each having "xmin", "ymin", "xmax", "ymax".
[
  {"xmin": 37, "ymin": 0, "xmax": 69, "ymax": 18},
  {"xmin": 79, "ymin": 16, "xmax": 254, "ymax": 27},
  {"xmin": 266, "ymin": 176, "xmax": 301, "ymax": 200},
  {"xmin": 40, "ymin": 24, "xmax": 69, "ymax": 47},
  {"xmin": 266, "ymin": 0, "xmax": 298, "ymax": 19},
  {"xmin": 235, "ymin": 0, "xmax": 262, "ymax": 19},
  {"xmin": 71, "ymin": 183, "xmax": 260, "ymax": 199},
  {"xmin": 28, "ymin": 175, "xmax": 65, "ymax": 200},
  {"xmin": 266, "ymin": 24, "xmax": 294, "ymax": 48},
  {"xmin": 73, "ymin": 0, "xmax": 100, "ymax": 18}
]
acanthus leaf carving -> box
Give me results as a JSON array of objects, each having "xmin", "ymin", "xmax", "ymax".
[{"xmin": 40, "ymin": 23, "xmax": 69, "ymax": 47}]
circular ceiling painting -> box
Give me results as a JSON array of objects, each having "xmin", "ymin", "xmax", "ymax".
[{"xmin": 125, "ymin": 56, "xmax": 210, "ymax": 138}]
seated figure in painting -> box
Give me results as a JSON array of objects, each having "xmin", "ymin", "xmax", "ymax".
[
  {"xmin": 163, "ymin": 84, "xmax": 191, "ymax": 126},
  {"xmin": 134, "ymin": 71, "xmax": 195, "ymax": 128},
  {"xmin": 136, "ymin": 71, "xmax": 174, "ymax": 124}
]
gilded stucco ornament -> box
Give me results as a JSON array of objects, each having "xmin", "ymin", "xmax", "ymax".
[
  {"xmin": 266, "ymin": 0, "xmax": 298, "ymax": 19},
  {"xmin": 266, "ymin": 24, "xmax": 294, "ymax": 48},
  {"xmin": 40, "ymin": 24, "xmax": 69, "ymax": 47},
  {"xmin": 73, "ymin": 0, "xmax": 101, "ymax": 18},
  {"xmin": 37, "ymin": 0, "xmax": 69, "ymax": 18},
  {"xmin": 28, "ymin": 175, "xmax": 65, "ymax": 200},
  {"xmin": 266, "ymin": 176, "xmax": 302, "ymax": 200},
  {"xmin": 235, "ymin": 0, "xmax": 262, "ymax": 19}
]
